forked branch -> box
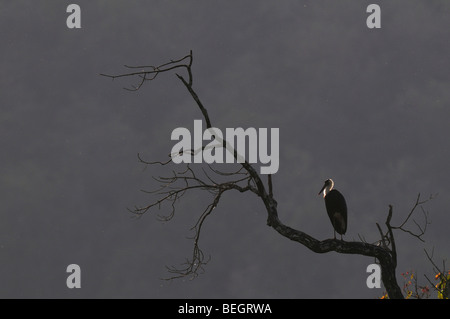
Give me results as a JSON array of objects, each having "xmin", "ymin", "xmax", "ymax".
[{"xmin": 391, "ymin": 193, "xmax": 433, "ymax": 242}]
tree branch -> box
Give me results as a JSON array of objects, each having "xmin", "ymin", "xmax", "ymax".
[
  {"xmin": 390, "ymin": 193, "xmax": 433, "ymax": 242},
  {"xmin": 102, "ymin": 51, "xmax": 408, "ymax": 298}
]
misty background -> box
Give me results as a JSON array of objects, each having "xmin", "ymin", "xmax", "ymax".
[{"xmin": 1, "ymin": 1, "xmax": 449, "ymax": 298}]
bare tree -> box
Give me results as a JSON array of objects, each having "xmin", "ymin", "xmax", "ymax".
[{"xmin": 101, "ymin": 51, "xmax": 434, "ymax": 299}]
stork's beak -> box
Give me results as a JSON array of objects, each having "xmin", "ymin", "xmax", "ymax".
[{"xmin": 318, "ymin": 184, "xmax": 326, "ymax": 196}]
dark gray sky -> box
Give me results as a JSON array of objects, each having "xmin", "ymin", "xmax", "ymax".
[{"xmin": 1, "ymin": 0, "xmax": 449, "ymax": 298}]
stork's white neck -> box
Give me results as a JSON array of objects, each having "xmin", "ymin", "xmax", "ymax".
[{"xmin": 322, "ymin": 180, "xmax": 334, "ymax": 197}]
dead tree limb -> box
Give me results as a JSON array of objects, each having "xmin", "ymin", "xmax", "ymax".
[{"xmin": 99, "ymin": 51, "xmax": 435, "ymax": 299}]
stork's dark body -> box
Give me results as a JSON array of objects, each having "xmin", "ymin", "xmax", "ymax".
[{"xmin": 324, "ymin": 189, "xmax": 347, "ymax": 235}]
